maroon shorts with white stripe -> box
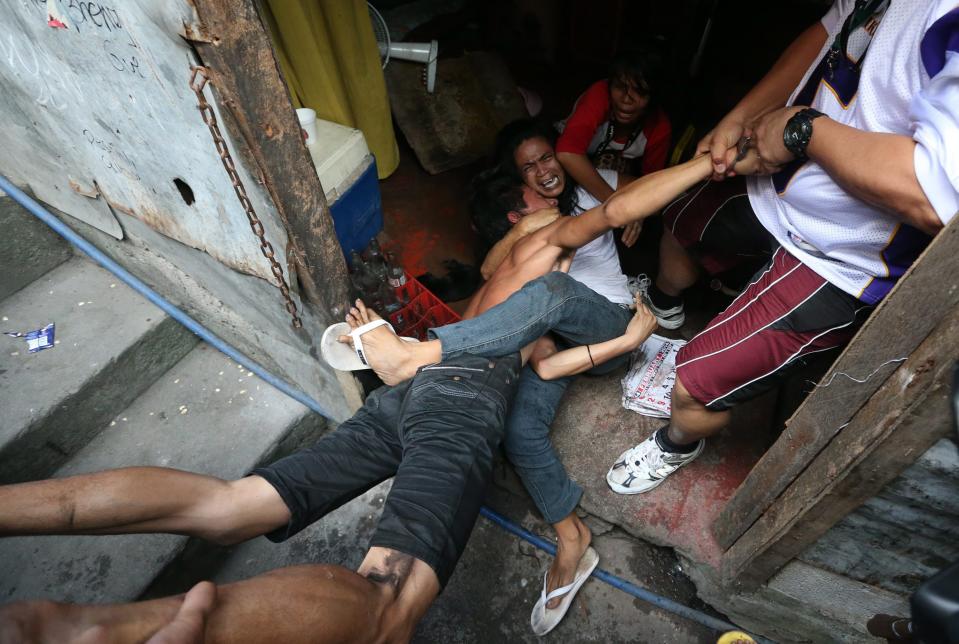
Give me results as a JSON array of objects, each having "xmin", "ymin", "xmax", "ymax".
[
  {"xmin": 662, "ymin": 176, "xmax": 773, "ymax": 275},
  {"xmin": 676, "ymin": 248, "xmax": 871, "ymax": 410}
]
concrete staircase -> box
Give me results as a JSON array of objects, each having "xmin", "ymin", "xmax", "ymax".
[{"xmin": 0, "ymin": 197, "xmax": 328, "ymax": 603}]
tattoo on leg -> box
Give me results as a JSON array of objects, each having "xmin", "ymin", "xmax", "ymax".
[{"xmin": 363, "ymin": 551, "xmax": 416, "ymax": 592}]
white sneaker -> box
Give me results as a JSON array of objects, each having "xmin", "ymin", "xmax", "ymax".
[
  {"xmin": 628, "ymin": 274, "xmax": 685, "ymax": 330},
  {"xmin": 606, "ymin": 432, "xmax": 704, "ymax": 495}
]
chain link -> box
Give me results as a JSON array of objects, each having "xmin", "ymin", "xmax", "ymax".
[{"xmin": 189, "ymin": 66, "xmax": 302, "ymax": 328}]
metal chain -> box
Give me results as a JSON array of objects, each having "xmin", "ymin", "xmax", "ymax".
[{"xmin": 189, "ymin": 65, "xmax": 302, "ymax": 328}]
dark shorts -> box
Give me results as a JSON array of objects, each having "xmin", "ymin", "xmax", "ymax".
[
  {"xmin": 253, "ymin": 352, "xmax": 521, "ymax": 587},
  {"xmin": 676, "ymin": 247, "xmax": 872, "ymax": 410},
  {"xmin": 662, "ymin": 175, "xmax": 774, "ymax": 275}
]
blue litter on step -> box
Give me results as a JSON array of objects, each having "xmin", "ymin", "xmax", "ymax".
[{"xmin": 4, "ymin": 323, "xmax": 55, "ymax": 353}]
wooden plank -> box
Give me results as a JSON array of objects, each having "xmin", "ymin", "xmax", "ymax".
[
  {"xmin": 714, "ymin": 217, "xmax": 959, "ymax": 549},
  {"xmin": 719, "ymin": 306, "xmax": 959, "ymax": 589},
  {"xmin": 187, "ymin": 0, "xmax": 351, "ymax": 320}
]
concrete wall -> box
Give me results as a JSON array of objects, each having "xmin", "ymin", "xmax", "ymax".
[{"xmin": 0, "ymin": 0, "xmax": 360, "ymax": 422}]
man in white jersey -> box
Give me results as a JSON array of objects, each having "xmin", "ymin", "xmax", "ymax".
[{"xmin": 608, "ymin": 0, "xmax": 959, "ymax": 494}]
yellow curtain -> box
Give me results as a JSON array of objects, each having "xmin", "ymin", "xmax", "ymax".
[{"xmin": 262, "ymin": 0, "xmax": 400, "ymax": 179}]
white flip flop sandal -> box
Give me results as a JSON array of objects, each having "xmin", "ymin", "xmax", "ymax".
[
  {"xmin": 530, "ymin": 546, "xmax": 599, "ymax": 636},
  {"xmin": 320, "ymin": 319, "xmax": 418, "ymax": 372}
]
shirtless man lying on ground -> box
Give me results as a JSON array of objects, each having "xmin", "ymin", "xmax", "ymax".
[{"xmin": 0, "ymin": 145, "xmax": 751, "ymax": 644}]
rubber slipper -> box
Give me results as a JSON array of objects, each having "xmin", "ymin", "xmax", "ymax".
[
  {"xmin": 530, "ymin": 546, "xmax": 599, "ymax": 636},
  {"xmin": 320, "ymin": 320, "xmax": 418, "ymax": 371}
]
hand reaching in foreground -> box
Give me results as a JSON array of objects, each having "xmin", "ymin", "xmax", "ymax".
[
  {"xmin": 626, "ymin": 294, "xmax": 658, "ymax": 347},
  {"xmin": 145, "ymin": 582, "xmax": 217, "ymax": 644},
  {"xmin": 73, "ymin": 581, "xmax": 217, "ymax": 644}
]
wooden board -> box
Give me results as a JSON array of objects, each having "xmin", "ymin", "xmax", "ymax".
[
  {"xmin": 720, "ymin": 305, "xmax": 959, "ymax": 588},
  {"xmin": 188, "ymin": 0, "xmax": 351, "ymax": 317},
  {"xmin": 714, "ymin": 217, "xmax": 959, "ymax": 550}
]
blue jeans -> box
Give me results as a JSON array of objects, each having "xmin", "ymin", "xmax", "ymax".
[{"xmin": 429, "ymin": 272, "xmax": 632, "ymax": 523}]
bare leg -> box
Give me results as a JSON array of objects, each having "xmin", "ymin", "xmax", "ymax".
[
  {"xmin": 1, "ymin": 551, "xmax": 439, "ymax": 644},
  {"xmin": 341, "ymin": 300, "xmax": 441, "ymax": 385},
  {"xmin": 544, "ymin": 513, "xmax": 591, "ymax": 609},
  {"xmin": 667, "ymin": 377, "xmax": 729, "ymax": 445},
  {"xmin": 0, "ymin": 468, "xmax": 289, "ymax": 544},
  {"xmin": 70, "ymin": 581, "xmax": 217, "ymax": 644},
  {"xmin": 656, "ymin": 231, "xmax": 699, "ymax": 297}
]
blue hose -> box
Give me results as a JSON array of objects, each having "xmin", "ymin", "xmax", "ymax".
[
  {"xmin": 479, "ymin": 507, "xmax": 772, "ymax": 642},
  {"xmin": 2, "ymin": 173, "xmax": 771, "ymax": 643},
  {"xmin": 0, "ymin": 174, "xmax": 333, "ymax": 419}
]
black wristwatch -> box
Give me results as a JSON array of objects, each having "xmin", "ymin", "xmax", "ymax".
[{"xmin": 783, "ymin": 108, "xmax": 825, "ymax": 159}]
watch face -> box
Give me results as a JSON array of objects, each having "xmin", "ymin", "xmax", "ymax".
[{"xmin": 784, "ymin": 115, "xmax": 811, "ymax": 157}]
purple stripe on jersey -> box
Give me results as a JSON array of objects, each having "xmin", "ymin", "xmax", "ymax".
[
  {"xmin": 920, "ymin": 8, "xmax": 959, "ymax": 78},
  {"xmin": 793, "ymin": 57, "xmax": 827, "ymax": 107},
  {"xmin": 820, "ymin": 56, "xmax": 862, "ymax": 107},
  {"xmin": 859, "ymin": 224, "xmax": 932, "ymax": 304},
  {"xmin": 773, "ymin": 157, "xmax": 807, "ymax": 194}
]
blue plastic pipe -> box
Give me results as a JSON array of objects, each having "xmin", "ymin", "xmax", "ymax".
[
  {"xmin": 2, "ymin": 173, "xmax": 771, "ymax": 643},
  {"xmin": 480, "ymin": 507, "xmax": 772, "ymax": 642},
  {"xmin": 0, "ymin": 174, "xmax": 333, "ymax": 419}
]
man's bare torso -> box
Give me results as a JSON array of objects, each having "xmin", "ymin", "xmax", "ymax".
[{"xmin": 463, "ymin": 222, "xmax": 572, "ymax": 320}]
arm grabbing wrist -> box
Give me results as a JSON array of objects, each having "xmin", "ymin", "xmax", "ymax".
[{"xmin": 480, "ymin": 208, "xmax": 560, "ymax": 279}]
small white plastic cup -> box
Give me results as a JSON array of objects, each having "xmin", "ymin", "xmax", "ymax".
[{"xmin": 295, "ymin": 108, "xmax": 317, "ymax": 146}]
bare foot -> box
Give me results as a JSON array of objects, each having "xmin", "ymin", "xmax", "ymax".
[
  {"xmin": 339, "ymin": 300, "xmax": 434, "ymax": 385},
  {"xmin": 545, "ymin": 513, "xmax": 592, "ymax": 609}
]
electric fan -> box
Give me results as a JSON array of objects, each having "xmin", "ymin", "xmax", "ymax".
[{"xmin": 368, "ymin": 2, "xmax": 439, "ymax": 94}]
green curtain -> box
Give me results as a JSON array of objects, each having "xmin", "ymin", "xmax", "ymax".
[{"xmin": 262, "ymin": 0, "xmax": 400, "ymax": 179}]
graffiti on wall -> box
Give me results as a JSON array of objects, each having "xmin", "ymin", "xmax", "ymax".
[{"xmin": 0, "ymin": 0, "xmax": 290, "ymax": 283}]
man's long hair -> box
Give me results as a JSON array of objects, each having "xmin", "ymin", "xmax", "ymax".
[{"xmin": 493, "ymin": 118, "xmax": 579, "ymax": 215}]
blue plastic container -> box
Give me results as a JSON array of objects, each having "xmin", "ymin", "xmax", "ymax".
[{"xmin": 328, "ymin": 157, "xmax": 383, "ymax": 258}]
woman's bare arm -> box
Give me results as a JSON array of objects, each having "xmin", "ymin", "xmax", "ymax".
[{"xmin": 530, "ymin": 297, "xmax": 658, "ymax": 380}]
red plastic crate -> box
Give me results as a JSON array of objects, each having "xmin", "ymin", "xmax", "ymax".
[{"xmin": 387, "ymin": 274, "xmax": 461, "ymax": 340}]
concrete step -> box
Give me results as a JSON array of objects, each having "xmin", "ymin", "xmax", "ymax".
[
  {"xmin": 0, "ymin": 257, "xmax": 198, "ymax": 484},
  {"xmin": 0, "ymin": 344, "xmax": 327, "ymax": 603},
  {"xmin": 0, "ymin": 196, "xmax": 73, "ymax": 301}
]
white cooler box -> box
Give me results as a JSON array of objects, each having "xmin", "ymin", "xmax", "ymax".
[{"xmin": 308, "ymin": 119, "xmax": 383, "ymax": 257}]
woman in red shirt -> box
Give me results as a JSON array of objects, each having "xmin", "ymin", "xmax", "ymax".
[{"xmin": 557, "ymin": 52, "xmax": 671, "ymax": 204}]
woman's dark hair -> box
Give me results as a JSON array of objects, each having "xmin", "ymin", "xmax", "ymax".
[
  {"xmin": 608, "ymin": 50, "xmax": 664, "ymax": 106},
  {"xmin": 468, "ymin": 167, "xmax": 526, "ymax": 247},
  {"xmin": 492, "ymin": 118, "xmax": 579, "ymax": 215}
]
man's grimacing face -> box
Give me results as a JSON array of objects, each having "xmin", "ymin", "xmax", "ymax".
[{"xmin": 507, "ymin": 185, "xmax": 557, "ymax": 225}]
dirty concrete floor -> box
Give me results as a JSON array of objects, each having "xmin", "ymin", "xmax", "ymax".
[{"xmin": 149, "ymin": 475, "xmax": 721, "ymax": 643}]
